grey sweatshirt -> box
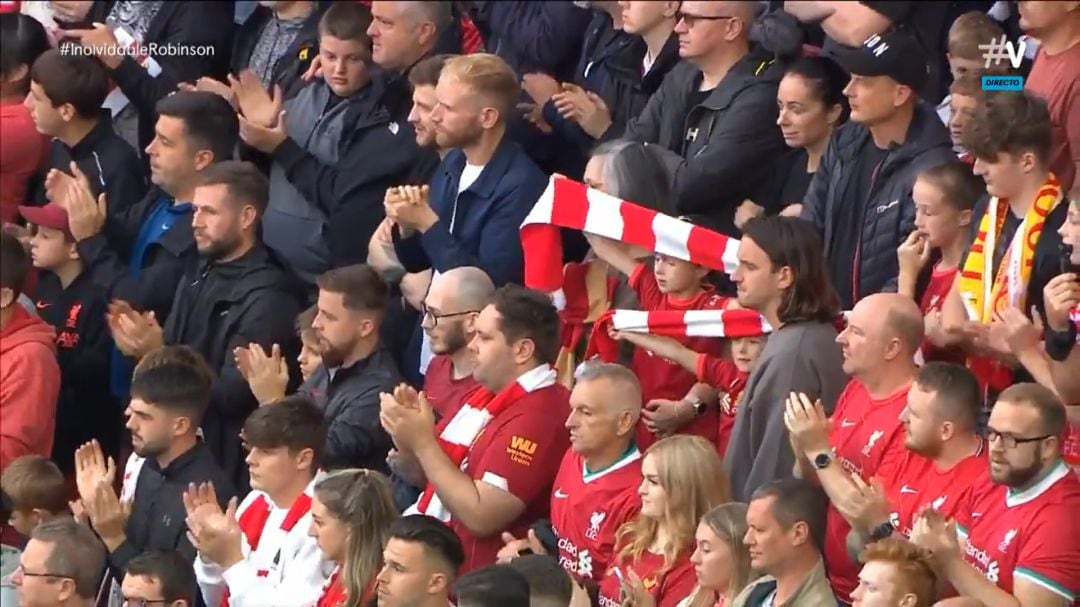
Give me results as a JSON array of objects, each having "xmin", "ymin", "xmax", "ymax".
[{"xmin": 724, "ymin": 320, "xmax": 848, "ymax": 501}]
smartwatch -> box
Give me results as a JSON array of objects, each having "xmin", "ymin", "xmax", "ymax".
[
  {"xmin": 813, "ymin": 451, "xmax": 833, "ymax": 470},
  {"xmin": 684, "ymin": 396, "xmax": 706, "ymax": 416},
  {"xmin": 868, "ymin": 521, "xmax": 896, "ymax": 542}
]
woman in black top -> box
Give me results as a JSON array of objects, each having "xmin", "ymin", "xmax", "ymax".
[{"xmin": 737, "ymin": 56, "xmax": 849, "ymax": 228}]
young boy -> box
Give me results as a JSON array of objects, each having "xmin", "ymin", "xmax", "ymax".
[
  {"xmin": 296, "ymin": 304, "xmax": 322, "ymax": 383},
  {"xmin": 0, "ymin": 454, "xmax": 69, "ymax": 538},
  {"xmin": 18, "ymin": 202, "xmax": 117, "ymax": 481},
  {"xmin": 897, "ymin": 161, "xmax": 984, "ymax": 364},
  {"xmin": 0, "ymin": 489, "xmax": 19, "ymax": 606},
  {"xmin": 936, "ymin": 11, "xmax": 1007, "ymax": 138},
  {"xmin": 588, "ymin": 229, "xmax": 729, "ymax": 448},
  {"xmin": 947, "ymin": 75, "xmax": 981, "ymax": 165}
]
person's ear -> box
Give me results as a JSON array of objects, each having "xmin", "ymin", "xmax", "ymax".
[
  {"xmin": 295, "ymin": 447, "xmax": 315, "ymax": 472},
  {"xmin": 790, "ymin": 520, "xmax": 810, "ymax": 547},
  {"xmin": 894, "ymin": 84, "xmax": 914, "ymax": 108},
  {"xmin": 193, "ymin": 149, "xmax": 215, "ymax": 172},
  {"xmin": 897, "ymin": 592, "xmax": 917, "ymax": 607},
  {"xmin": 240, "ymin": 203, "xmax": 259, "ymax": 233},
  {"xmin": 67, "ymin": 240, "xmax": 80, "ymax": 262},
  {"xmin": 57, "ymin": 102, "xmax": 77, "ymax": 123},
  {"xmin": 958, "ymin": 209, "xmax": 972, "ymax": 228},
  {"xmin": 478, "ymin": 106, "xmax": 500, "ymax": 130},
  {"xmin": 826, "ymin": 102, "xmax": 844, "ymax": 128},
  {"xmin": 427, "ymin": 572, "xmax": 448, "ymax": 595},
  {"xmin": 173, "ymin": 414, "xmax": 192, "ymax": 438},
  {"xmin": 1017, "ymin": 150, "xmax": 1039, "ymax": 174},
  {"xmin": 417, "ymin": 21, "xmax": 437, "ymax": 47},
  {"xmin": 1, "ymin": 286, "xmax": 15, "ymax": 308},
  {"xmin": 512, "ymin": 337, "xmax": 537, "ymax": 366},
  {"xmin": 774, "ymin": 265, "xmax": 794, "ymax": 291}
]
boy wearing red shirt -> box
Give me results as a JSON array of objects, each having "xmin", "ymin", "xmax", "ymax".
[
  {"xmin": 911, "ymin": 383, "xmax": 1080, "ymax": 606},
  {"xmin": 897, "ymin": 161, "xmax": 983, "ymax": 365},
  {"xmin": 788, "ymin": 293, "xmax": 924, "ymax": 601},
  {"xmin": 587, "ymin": 232, "xmax": 727, "ymax": 448},
  {"xmin": 499, "ymin": 362, "xmax": 643, "ymax": 584},
  {"xmin": 382, "ymin": 286, "xmax": 571, "ymax": 573}
]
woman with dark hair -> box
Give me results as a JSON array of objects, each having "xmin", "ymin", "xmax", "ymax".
[
  {"xmin": 0, "ymin": 12, "xmax": 50, "ymax": 223},
  {"xmin": 737, "ymin": 56, "xmax": 849, "ymax": 228},
  {"xmin": 309, "ymin": 469, "xmax": 398, "ymax": 607},
  {"xmin": 723, "ymin": 216, "xmax": 847, "ymax": 501}
]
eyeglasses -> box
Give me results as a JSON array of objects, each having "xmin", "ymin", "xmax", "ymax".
[
  {"xmin": 676, "ymin": 12, "xmax": 737, "ymax": 27},
  {"xmin": 420, "ymin": 304, "xmax": 479, "ymax": 328},
  {"xmin": 986, "ymin": 428, "xmax": 1053, "ymax": 449},
  {"xmin": 13, "ymin": 564, "xmax": 74, "ymax": 582},
  {"xmin": 122, "ymin": 599, "xmax": 168, "ymax": 607}
]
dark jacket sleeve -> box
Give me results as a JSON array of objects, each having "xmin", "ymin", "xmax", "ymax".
[
  {"xmin": 392, "ymin": 230, "xmax": 433, "ymax": 274},
  {"xmin": 210, "ymin": 288, "xmax": 302, "ymax": 421},
  {"xmin": 272, "ymin": 127, "xmax": 438, "ymax": 244},
  {"xmin": 475, "ymin": 1, "xmax": 590, "ymax": 73},
  {"xmin": 801, "ymin": 137, "xmax": 837, "ymax": 233},
  {"xmin": 416, "ymin": 179, "xmax": 546, "ymax": 286},
  {"xmin": 621, "ymin": 72, "xmax": 669, "ymax": 144},
  {"xmin": 322, "ymin": 383, "xmax": 395, "ymax": 471},
  {"xmin": 671, "ymin": 86, "xmax": 785, "ymax": 215},
  {"xmin": 541, "ymin": 97, "xmax": 596, "ymax": 154},
  {"xmin": 109, "ymin": 2, "xmax": 234, "ymax": 116},
  {"xmin": 76, "ymin": 236, "xmax": 188, "ymax": 319}
]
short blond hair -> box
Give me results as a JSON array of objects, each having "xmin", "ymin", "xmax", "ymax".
[
  {"xmin": 948, "ymin": 12, "xmax": 1005, "ymax": 63},
  {"xmin": 442, "ymin": 53, "xmax": 520, "ymax": 118},
  {"xmin": 0, "ymin": 455, "xmax": 67, "ymax": 514}
]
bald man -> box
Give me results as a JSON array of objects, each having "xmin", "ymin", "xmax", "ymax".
[
  {"xmin": 621, "ymin": 0, "xmax": 785, "ymax": 235},
  {"xmin": 389, "ymin": 267, "xmax": 494, "ymax": 509},
  {"xmin": 787, "ymin": 292, "xmax": 925, "ymax": 600},
  {"xmin": 497, "ymin": 362, "xmax": 644, "ymax": 584}
]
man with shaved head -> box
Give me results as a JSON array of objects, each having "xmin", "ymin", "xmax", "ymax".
[
  {"xmin": 388, "ymin": 267, "xmax": 495, "ymax": 509},
  {"xmin": 787, "ymin": 292, "xmax": 924, "ymax": 600},
  {"xmin": 621, "ymin": 0, "xmax": 785, "ymax": 235},
  {"xmin": 497, "ymin": 362, "xmax": 644, "ymax": 584}
]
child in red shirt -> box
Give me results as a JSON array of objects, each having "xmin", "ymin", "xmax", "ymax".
[
  {"xmin": 897, "ymin": 161, "xmax": 983, "ymax": 364},
  {"xmin": 587, "ymin": 233, "xmax": 728, "ymax": 449}
]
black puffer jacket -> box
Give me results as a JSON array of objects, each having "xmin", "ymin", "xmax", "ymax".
[{"xmin": 802, "ymin": 102, "xmax": 954, "ymax": 307}]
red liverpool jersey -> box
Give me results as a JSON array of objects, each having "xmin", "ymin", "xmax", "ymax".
[
  {"xmin": 919, "ymin": 264, "xmax": 965, "ymax": 364},
  {"xmin": 550, "ymin": 448, "xmax": 642, "ymax": 582},
  {"xmin": 876, "ymin": 441, "xmax": 991, "ymax": 537},
  {"xmin": 956, "ymin": 461, "xmax": 1080, "ymax": 603},
  {"xmin": 824, "ymin": 380, "xmax": 909, "ymax": 600},
  {"xmin": 629, "ymin": 263, "xmax": 726, "ymax": 449},
  {"xmin": 597, "ymin": 547, "xmax": 697, "ymax": 607}
]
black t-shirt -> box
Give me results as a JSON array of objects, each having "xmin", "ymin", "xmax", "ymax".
[
  {"xmin": 777, "ymin": 149, "xmax": 813, "ymax": 212},
  {"xmin": 689, "ymin": 87, "xmax": 712, "ymax": 109},
  {"xmin": 828, "ymin": 143, "xmax": 890, "ymax": 308}
]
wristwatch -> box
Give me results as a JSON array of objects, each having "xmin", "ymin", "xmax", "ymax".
[
  {"xmin": 813, "ymin": 451, "xmax": 833, "ymax": 470},
  {"xmin": 868, "ymin": 521, "xmax": 896, "ymax": 542},
  {"xmin": 684, "ymin": 396, "xmax": 706, "ymax": 416}
]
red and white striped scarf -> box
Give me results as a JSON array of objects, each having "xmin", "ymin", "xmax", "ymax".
[
  {"xmin": 410, "ymin": 365, "xmax": 558, "ymax": 521},
  {"xmin": 520, "ymin": 176, "xmax": 740, "ymax": 309},
  {"xmin": 222, "ymin": 491, "xmax": 313, "ymax": 607},
  {"xmin": 585, "ymin": 309, "xmax": 773, "ymax": 362}
]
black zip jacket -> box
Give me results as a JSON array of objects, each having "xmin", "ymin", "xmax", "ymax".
[
  {"xmin": 802, "ymin": 102, "xmax": 955, "ymax": 308},
  {"xmin": 600, "ymin": 32, "xmax": 681, "ymax": 141},
  {"xmin": 75, "ymin": 187, "xmax": 195, "ymax": 322},
  {"xmin": 32, "ymin": 271, "xmax": 118, "ymax": 473},
  {"xmin": 623, "ymin": 48, "xmax": 787, "ymax": 236},
  {"xmin": 271, "ymin": 75, "xmax": 439, "ymax": 269},
  {"xmin": 163, "ymin": 245, "xmax": 306, "ymax": 490},
  {"xmin": 107, "ymin": 442, "xmax": 237, "ymax": 572},
  {"xmin": 300, "ymin": 346, "xmax": 401, "ymax": 473},
  {"xmin": 38, "ymin": 114, "xmax": 147, "ymax": 253}
]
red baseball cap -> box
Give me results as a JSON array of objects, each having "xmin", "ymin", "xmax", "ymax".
[{"xmin": 18, "ymin": 203, "xmax": 74, "ymax": 240}]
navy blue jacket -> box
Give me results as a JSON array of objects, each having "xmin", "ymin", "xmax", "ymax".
[{"xmin": 392, "ymin": 135, "xmax": 548, "ymax": 287}]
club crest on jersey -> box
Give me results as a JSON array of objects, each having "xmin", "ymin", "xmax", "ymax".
[
  {"xmin": 862, "ymin": 430, "xmax": 885, "ymax": 456},
  {"xmin": 998, "ymin": 528, "xmax": 1018, "ymax": 552},
  {"xmin": 586, "ymin": 510, "xmax": 606, "ymax": 540},
  {"xmin": 931, "ymin": 495, "xmax": 947, "ymax": 511}
]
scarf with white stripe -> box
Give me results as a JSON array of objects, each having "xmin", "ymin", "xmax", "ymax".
[
  {"xmin": 520, "ymin": 176, "xmax": 740, "ymax": 310},
  {"xmin": 411, "ymin": 365, "xmax": 558, "ymax": 521},
  {"xmin": 585, "ymin": 309, "xmax": 773, "ymax": 362}
]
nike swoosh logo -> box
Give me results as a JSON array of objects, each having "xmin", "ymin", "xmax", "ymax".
[
  {"xmin": 554, "ymin": 489, "xmax": 568, "ymax": 499},
  {"xmin": 841, "ymin": 420, "xmax": 856, "ymax": 428},
  {"xmin": 35, "ymin": 300, "xmax": 50, "ymax": 309},
  {"xmin": 972, "ymin": 512, "xmax": 982, "ymax": 518},
  {"xmin": 900, "ymin": 486, "xmax": 918, "ymax": 494}
]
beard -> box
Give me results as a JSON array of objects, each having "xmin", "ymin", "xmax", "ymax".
[
  {"xmin": 991, "ymin": 457, "xmax": 1043, "ymax": 487},
  {"xmin": 132, "ymin": 434, "xmax": 169, "ymax": 459},
  {"xmin": 432, "ymin": 323, "xmax": 469, "ymax": 355},
  {"xmin": 435, "ymin": 122, "xmax": 484, "ymax": 150},
  {"xmin": 197, "ymin": 232, "xmax": 242, "ymax": 261}
]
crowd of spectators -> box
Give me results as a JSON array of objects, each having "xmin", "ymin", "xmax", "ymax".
[{"xmin": 0, "ymin": 1, "xmax": 1078, "ymax": 607}]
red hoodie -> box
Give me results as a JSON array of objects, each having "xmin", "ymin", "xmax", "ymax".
[{"xmin": 1, "ymin": 304, "xmax": 60, "ymax": 472}]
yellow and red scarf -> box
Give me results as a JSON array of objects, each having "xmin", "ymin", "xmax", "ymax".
[{"xmin": 958, "ymin": 175, "xmax": 1062, "ymax": 390}]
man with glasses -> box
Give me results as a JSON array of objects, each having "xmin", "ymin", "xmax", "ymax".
[
  {"xmin": 120, "ymin": 551, "xmax": 194, "ymax": 607},
  {"xmin": 621, "ymin": 0, "xmax": 785, "ymax": 236},
  {"xmin": 911, "ymin": 382, "xmax": 1080, "ymax": 607},
  {"xmin": 388, "ymin": 266, "xmax": 494, "ymax": 509},
  {"xmin": 10, "ymin": 518, "xmax": 106, "ymax": 607}
]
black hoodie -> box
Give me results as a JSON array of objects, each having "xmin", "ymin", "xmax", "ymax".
[
  {"xmin": 163, "ymin": 244, "xmax": 306, "ymax": 490},
  {"xmin": 802, "ymin": 102, "xmax": 955, "ymax": 309}
]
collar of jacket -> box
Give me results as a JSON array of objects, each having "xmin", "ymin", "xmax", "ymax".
[
  {"xmin": 193, "ymin": 245, "xmax": 299, "ymax": 303},
  {"xmin": 145, "ymin": 441, "xmax": 207, "ymax": 478},
  {"xmin": 834, "ymin": 101, "xmax": 953, "ymax": 174},
  {"xmin": 321, "ymin": 344, "xmax": 391, "ymax": 387},
  {"xmin": 65, "ymin": 112, "xmax": 118, "ymax": 158},
  {"xmin": 441, "ymin": 133, "xmax": 521, "ymax": 199},
  {"xmin": 737, "ymin": 557, "xmax": 832, "ymax": 607},
  {"xmin": 692, "ymin": 45, "xmax": 782, "ymax": 112}
]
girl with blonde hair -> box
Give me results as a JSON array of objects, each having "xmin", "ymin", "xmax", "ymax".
[
  {"xmin": 309, "ymin": 469, "xmax": 398, "ymax": 607},
  {"xmin": 678, "ymin": 503, "xmax": 757, "ymax": 607},
  {"xmin": 597, "ymin": 435, "xmax": 730, "ymax": 606}
]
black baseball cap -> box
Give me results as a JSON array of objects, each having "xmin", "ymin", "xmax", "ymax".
[{"xmin": 833, "ymin": 31, "xmax": 929, "ymax": 92}]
